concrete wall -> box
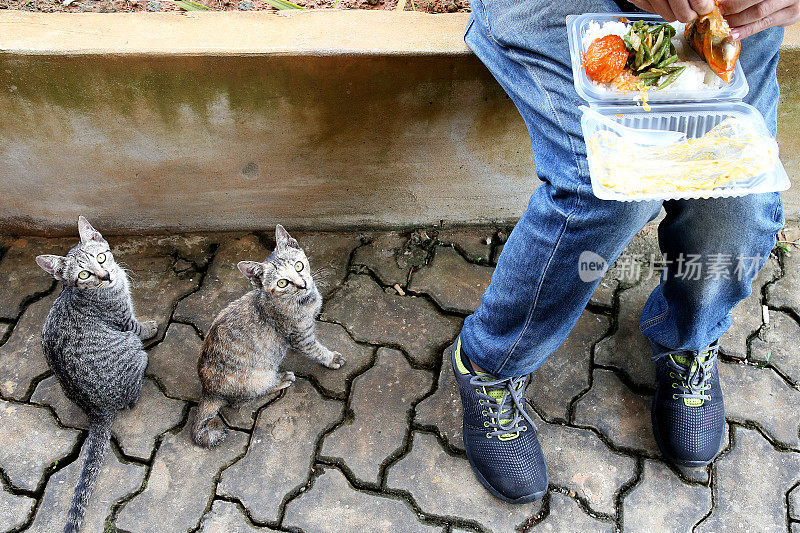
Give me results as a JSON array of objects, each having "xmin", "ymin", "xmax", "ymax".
[{"xmin": 0, "ymin": 12, "xmax": 798, "ymax": 234}]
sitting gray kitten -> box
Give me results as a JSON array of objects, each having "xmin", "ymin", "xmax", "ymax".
[
  {"xmin": 36, "ymin": 217, "xmax": 157, "ymax": 533},
  {"xmin": 191, "ymin": 225, "xmax": 345, "ymax": 448}
]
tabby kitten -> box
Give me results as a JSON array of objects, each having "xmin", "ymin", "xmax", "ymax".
[
  {"xmin": 191, "ymin": 225, "xmax": 345, "ymax": 448},
  {"xmin": 36, "ymin": 217, "xmax": 157, "ymax": 533}
]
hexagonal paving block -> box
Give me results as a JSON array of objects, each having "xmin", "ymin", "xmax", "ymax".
[
  {"xmin": 623, "ymin": 460, "xmax": 711, "ymax": 532},
  {"xmin": 284, "ymin": 321, "xmax": 374, "ymax": 399},
  {"xmin": 0, "ymin": 487, "xmax": 35, "ymax": 532},
  {"xmin": 116, "ymin": 411, "xmax": 248, "ymax": 533},
  {"xmin": 0, "ymin": 237, "xmax": 69, "ymax": 320},
  {"xmin": 594, "ymin": 277, "xmax": 660, "ymax": 389},
  {"xmin": 31, "ymin": 377, "xmax": 186, "ymax": 460},
  {"xmin": 284, "ymin": 467, "xmax": 441, "ymax": 532},
  {"xmin": 28, "ymin": 446, "xmax": 145, "ymax": 533},
  {"xmin": 720, "ymin": 257, "xmax": 779, "ymax": 361},
  {"xmin": 750, "ymin": 310, "xmax": 800, "ymax": 383},
  {"xmin": 414, "ymin": 345, "xmax": 463, "ymax": 452},
  {"xmin": 199, "ymin": 500, "xmax": 278, "ymax": 532},
  {"xmin": 767, "ymin": 249, "xmax": 800, "ymax": 317},
  {"xmin": 145, "ymin": 322, "xmax": 204, "ymax": 401},
  {"xmin": 217, "ymin": 380, "xmax": 343, "ymax": 524},
  {"xmin": 321, "ymin": 347, "xmax": 433, "ymax": 484},
  {"xmin": 322, "ymin": 275, "xmax": 461, "ymax": 367},
  {"xmin": 537, "ymin": 415, "xmax": 637, "ymax": 516},
  {"xmin": 351, "ymin": 232, "xmax": 412, "ymax": 287},
  {"xmin": 0, "ymin": 400, "xmax": 80, "ymax": 491},
  {"xmin": 408, "ymin": 246, "xmax": 494, "ymax": 314},
  {"xmin": 696, "ymin": 427, "xmax": 800, "ymax": 533},
  {"xmin": 386, "ymin": 432, "xmax": 542, "ymax": 532},
  {"xmin": 719, "ymin": 361, "xmax": 800, "ymax": 448},
  {"xmin": 0, "ymin": 293, "xmax": 56, "ymax": 400},
  {"xmin": 789, "ymin": 484, "xmax": 800, "ymax": 521},
  {"xmin": 528, "ymin": 310, "xmax": 609, "ymax": 422},
  {"xmin": 573, "ymin": 369, "xmax": 659, "ymax": 456},
  {"xmin": 174, "ymin": 234, "xmax": 268, "ymax": 335},
  {"xmin": 434, "ymin": 227, "xmax": 493, "ymax": 263},
  {"xmin": 536, "ymin": 492, "xmax": 615, "ymax": 531}
]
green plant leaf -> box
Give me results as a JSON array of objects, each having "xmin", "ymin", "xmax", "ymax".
[
  {"xmin": 173, "ymin": 0, "xmax": 211, "ymax": 9},
  {"xmin": 265, "ymin": 0, "xmax": 305, "ymax": 8}
]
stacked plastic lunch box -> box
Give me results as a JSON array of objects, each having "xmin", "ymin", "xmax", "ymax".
[{"xmin": 567, "ymin": 13, "xmax": 791, "ymax": 202}]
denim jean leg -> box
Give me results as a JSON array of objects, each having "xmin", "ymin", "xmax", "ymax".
[
  {"xmin": 640, "ymin": 27, "xmax": 785, "ymax": 352},
  {"xmin": 459, "ymin": 0, "xmax": 662, "ymax": 378}
]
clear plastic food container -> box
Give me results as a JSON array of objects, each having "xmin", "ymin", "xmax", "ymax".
[{"xmin": 567, "ymin": 13, "xmax": 790, "ymax": 201}]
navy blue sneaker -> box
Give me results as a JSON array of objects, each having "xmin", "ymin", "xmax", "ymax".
[
  {"xmin": 450, "ymin": 338, "xmax": 548, "ymax": 503},
  {"xmin": 651, "ymin": 342, "xmax": 725, "ymax": 467}
]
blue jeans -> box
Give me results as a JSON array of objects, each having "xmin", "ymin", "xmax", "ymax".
[{"xmin": 460, "ymin": 0, "xmax": 785, "ymax": 378}]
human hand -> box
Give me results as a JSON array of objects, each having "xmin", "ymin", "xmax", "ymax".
[
  {"xmin": 719, "ymin": 0, "xmax": 800, "ymax": 40},
  {"xmin": 628, "ymin": 0, "xmax": 716, "ymax": 22}
]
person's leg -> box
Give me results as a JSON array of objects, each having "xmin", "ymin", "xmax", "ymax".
[
  {"xmin": 641, "ymin": 27, "xmax": 785, "ymax": 466},
  {"xmin": 454, "ymin": 0, "xmax": 661, "ymax": 504},
  {"xmin": 460, "ymin": 0, "xmax": 662, "ymax": 380}
]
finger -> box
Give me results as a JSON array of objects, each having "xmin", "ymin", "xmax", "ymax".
[
  {"xmin": 687, "ymin": 0, "xmax": 716, "ymax": 15},
  {"xmin": 725, "ymin": 0, "xmax": 793, "ymax": 27},
  {"xmin": 718, "ymin": 0, "xmax": 761, "ymax": 15},
  {"xmin": 730, "ymin": 3, "xmax": 800, "ymax": 38},
  {"xmin": 667, "ymin": 0, "xmax": 699, "ymax": 21}
]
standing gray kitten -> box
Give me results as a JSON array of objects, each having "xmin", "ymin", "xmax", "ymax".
[
  {"xmin": 36, "ymin": 217, "xmax": 157, "ymax": 533},
  {"xmin": 191, "ymin": 225, "xmax": 345, "ymax": 448}
]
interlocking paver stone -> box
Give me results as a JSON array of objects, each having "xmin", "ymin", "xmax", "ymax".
[
  {"xmin": 537, "ymin": 492, "xmax": 615, "ymax": 532},
  {"xmin": 0, "ymin": 487, "xmax": 35, "ymax": 531},
  {"xmin": 720, "ymin": 257, "xmax": 779, "ymax": 361},
  {"xmin": 174, "ymin": 233, "xmax": 267, "ymax": 335},
  {"xmin": 322, "ymin": 347, "xmax": 433, "ymax": 484},
  {"xmin": 528, "ymin": 310, "xmax": 609, "ymax": 421},
  {"xmin": 387, "ymin": 432, "xmax": 542, "ymax": 532},
  {"xmin": 0, "ymin": 237, "xmax": 68, "ymax": 320},
  {"xmin": 591, "ymin": 269, "xmax": 619, "ymax": 308},
  {"xmin": 719, "ymin": 361, "xmax": 800, "ymax": 447},
  {"xmin": 789, "ymin": 484, "xmax": 800, "ymax": 520},
  {"xmin": 623, "ymin": 460, "xmax": 711, "ymax": 532},
  {"xmin": 217, "ymin": 380, "xmax": 343, "ymax": 524},
  {"xmin": 408, "ymin": 246, "xmax": 494, "ymax": 314},
  {"xmin": 573, "ymin": 369, "xmax": 659, "ymax": 456},
  {"xmin": 594, "ymin": 277, "xmax": 660, "ymax": 388},
  {"xmin": 351, "ymin": 232, "xmax": 412, "ymax": 286},
  {"xmin": 0, "ymin": 322, "xmax": 9, "ymax": 342},
  {"xmin": 112, "ymin": 234, "xmax": 211, "ymax": 340},
  {"xmin": 767, "ymin": 248, "xmax": 800, "ymax": 316},
  {"xmin": 29, "ymin": 446, "xmax": 145, "ymax": 533},
  {"xmin": 284, "ymin": 467, "xmax": 440, "ymax": 532},
  {"xmin": 414, "ymin": 346, "xmax": 464, "ymax": 452},
  {"xmin": 31, "ymin": 377, "xmax": 186, "ymax": 460},
  {"xmin": 0, "ymin": 293, "xmax": 55, "ymax": 400},
  {"xmin": 322, "ymin": 274, "xmax": 461, "ymax": 366},
  {"xmin": 0, "ymin": 400, "xmax": 80, "ymax": 491},
  {"xmin": 116, "ymin": 410, "xmax": 248, "ymax": 533},
  {"xmin": 435, "ymin": 228, "xmax": 493, "ymax": 263},
  {"xmin": 750, "ymin": 310, "xmax": 800, "ymax": 383},
  {"xmin": 293, "ymin": 231, "xmax": 361, "ymax": 298},
  {"xmin": 697, "ymin": 427, "xmax": 800, "ymax": 533},
  {"xmin": 199, "ymin": 500, "xmax": 278, "ymax": 532},
  {"xmin": 537, "ymin": 416, "xmax": 636, "ymax": 515},
  {"xmin": 285, "ymin": 321, "xmax": 374, "ymax": 398},
  {"xmin": 146, "ymin": 322, "xmax": 204, "ymax": 401}
]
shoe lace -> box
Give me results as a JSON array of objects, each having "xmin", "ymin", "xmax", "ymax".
[
  {"xmin": 651, "ymin": 344, "xmax": 718, "ymax": 404},
  {"xmin": 469, "ymin": 374, "xmax": 537, "ymax": 439}
]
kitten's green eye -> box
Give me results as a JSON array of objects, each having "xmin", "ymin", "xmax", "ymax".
[
  {"xmin": 78, "ymin": 271, "xmax": 91, "ymax": 280},
  {"xmin": 294, "ymin": 261, "xmax": 304, "ymax": 272},
  {"xmin": 277, "ymin": 279, "xmax": 288, "ymax": 288},
  {"xmin": 96, "ymin": 253, "xmax": 106, "ymax": 264}
]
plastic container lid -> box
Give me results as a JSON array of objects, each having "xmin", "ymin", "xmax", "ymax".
[{"xmin": 567, "ymin": 13, "xmax": 749, "ymax": 106}]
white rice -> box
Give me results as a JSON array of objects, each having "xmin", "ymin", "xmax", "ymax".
[{"xmin": 580, "ymin": 20, "xmax": 722, "ymax": 92}]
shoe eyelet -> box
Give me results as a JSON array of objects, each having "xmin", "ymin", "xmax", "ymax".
[
  {"xmin": 672, "ymin": 394, "xmax": 679, "ymax": 400},
  {"xmin": 486, "ymin": 432, "xmax": 492, "ymax": 438},
  {"xmin": 475, "ymin": 388, "xmax": 480, "ymax": 393},
  {"xmin": 483, "ymin": 421, "xmax": 489, "ymax": 427},
  {"xmin": 481, "ymin": 410, "xmax": 487, "ymax": 416},
  {"xmin": 671, "ymin": 383, "xmax": 678, "ymax": 389},
  {"xmin": 669, "ymin": 372, "xmax": 675, "ymax": 378},
  {"xmin": 522, "ymin": 426, "xmax": 528, "ymax": 432}
]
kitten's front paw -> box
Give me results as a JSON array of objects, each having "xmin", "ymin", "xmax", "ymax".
[
  {"xmin": 278, "ymin": 371, "xmax": 296, "ymax": 390},
  {"xmin": 139, "ymin": 320, "xmax": 159, "ymax": 340},
  {"xmin": 324, "ymin": 351, "xmax": 346, "ymax": 370}
]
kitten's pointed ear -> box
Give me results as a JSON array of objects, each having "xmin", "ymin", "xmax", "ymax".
[
  {"xmin": 77, "ymin": 216, "xmax": 105, "ymax": 245},
  {"xmin": 275, "ymin": 224, "xmax": 300, "ymax": 250},
  {"xmin": 237, "ymin": 261, "xmax": 263, "ymax": 281},
  {"xmin": 36, "ymin": 255, "xmax": 66, "ymax": 280}
]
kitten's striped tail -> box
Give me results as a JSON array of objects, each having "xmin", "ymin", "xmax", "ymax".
[
  {"xmin": 191, "ymin": 396, "xmax": 228, "ymax": 448},
  {"xmin": 64, "ymin": 412, "xmax": 114, "ymax": 533}
]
